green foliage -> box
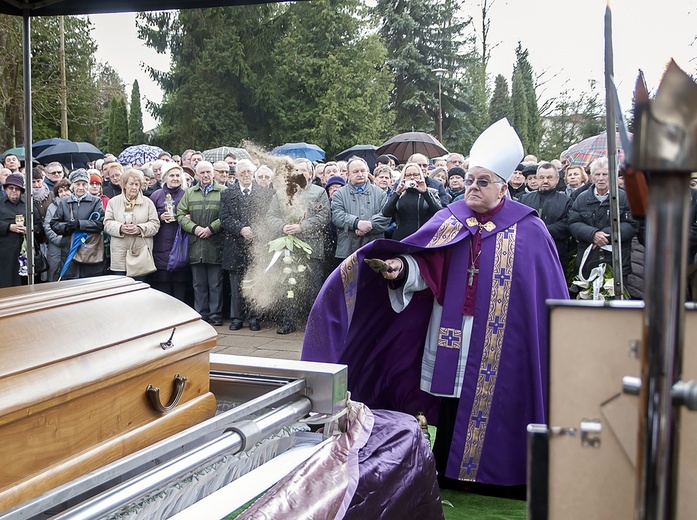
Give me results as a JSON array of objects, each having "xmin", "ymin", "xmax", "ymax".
[
  {"xmin": 107, "ymin": 96, "xmax": 129, "ymax": 155},
  {"xmin": 512, "ymin": 43, "xmax": 541, "ymax": 156},
  {"xmin": 0, "ymin": 15, "xmax": 102, "ymax": 146},
  {"xmin": 539, "ymin": 81, "xmax": 605, "ymax": 161},
  {"xmin": 374, "ymin": 0, "xmax": 476, "ymax": 149},
  {"xmin": 511, "ymin": 67, "xmax": 529, "ymax": 153},
  {"xmin": 488, "ymin": 74, "xmax": 511, "ymax": 125},
  {"xmin": 128, "ymin": 80, "xmax": 146, "ymax": 144},
  {"xmin": 138, "ymin": 2, "xmax": 393, "ymax": 157}
]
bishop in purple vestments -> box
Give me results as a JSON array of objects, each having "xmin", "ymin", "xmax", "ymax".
[{"xmin": 302, "ymin": 119, "xmax": 569, "ymax": 488}]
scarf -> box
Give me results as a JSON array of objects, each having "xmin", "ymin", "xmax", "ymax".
[{"xmin": 32, "ymin": 183, "xmax": 51, "ymax": 203}]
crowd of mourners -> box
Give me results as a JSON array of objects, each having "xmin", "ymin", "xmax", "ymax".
[{"xmin": 1, "ymin": 145, "xmax": 696, "ymax": 332}]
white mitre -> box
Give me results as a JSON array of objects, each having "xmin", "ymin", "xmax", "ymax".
[{"xmin": 468, "ymin": 118, "xmax": 524, "ymax": 182}]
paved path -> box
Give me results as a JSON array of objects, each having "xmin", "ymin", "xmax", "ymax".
[{"xmin": 211, "ymin": 323, "xmax": 304, "ymax": 360}]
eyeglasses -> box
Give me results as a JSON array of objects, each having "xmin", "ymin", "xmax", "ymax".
[
  {"xmin": 214, "ymin": 169, "xmax": 229, "ymax": 174},
  {"xmin": 403, "ymin": 172, "xmax": 421, "ymax": 179},
  {"xmin": 47, "ymin": 170, "xmax": 63, "ymax": 175},
  {"xmin": 464, "ymin": 178, "xmax": 504, "ymax": 188},
  {"xmin": 416, "ymin": 163, "xmax": 428, "ymax": 168},
  {"xmin": 89, "ymin": 182, "xmax": 101, "ymax": 186}
]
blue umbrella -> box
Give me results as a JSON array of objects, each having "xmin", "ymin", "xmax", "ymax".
[
  {"xmin": 36, "ymin": 141, "xmax": 104, "ymax": 168},
  {"xmin": 271, "ymin": 142, "xmax": 325, "ymax": 161},
  {"xmin": 117, "ymin": 144, "xmax": 164, "ymax": 167},
  {"xmin": 58, "ymin": 231, "xmax": 89, "ymax": 281},
  {"xmin": 33, "ymin": 137, "xmax": 72, "ymax": 156}
]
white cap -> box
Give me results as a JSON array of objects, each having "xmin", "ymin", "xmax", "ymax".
[
  {"xmin": 161, "ymin": 162, "xmax": 183, "ymax": 177},
  {"xmin": 468, "ymin": 118, "xmax": 524, "ymax": 182}
]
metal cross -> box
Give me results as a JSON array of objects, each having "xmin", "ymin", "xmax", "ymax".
[{"xmin": 468, "ymin": 265, "xmax": 479, "ymax": 286}]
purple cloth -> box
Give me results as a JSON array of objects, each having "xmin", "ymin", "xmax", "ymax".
[
  {"xmin": 150, "ymin": 185, "xmax": 185, "ymax": 270},
  {"xmin": 302, "ymin": 198, "xmax": 570, "ymax": 486}
]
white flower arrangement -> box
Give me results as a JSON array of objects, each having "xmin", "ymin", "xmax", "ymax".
[{"xmin": 266, "ymin": 236, "xmax": 313, "ymax": 299}]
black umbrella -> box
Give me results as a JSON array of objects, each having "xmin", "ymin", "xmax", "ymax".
[
  {"xmin": 36, "ymin": 141, "xmax": 104, "ymax": 169},
  {"xmin": 335, "ymin": 145, "xmax": 379, "ymax": 171},
  {"xmin": 33, "ymin": 137, "xmax": 73, "ymax": 156},
  {"xmin": 376, "ymin": 132, "xmax": 448, "ymax": 163}
]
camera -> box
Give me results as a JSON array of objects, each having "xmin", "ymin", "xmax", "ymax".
[{"xmin": 406, "ymin": 181, "xmax": 417, "ymax": 189}]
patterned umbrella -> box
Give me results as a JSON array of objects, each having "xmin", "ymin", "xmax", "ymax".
[
  {"xmin": 35, "ymin": 141, "xmax": 104, "ymax": 168},
  {"xmin": 202, "ymin": 146, "xmax": 251, "ymax": 162},
  {"xmin": 561, "ymin": 132, "xmax": 632, "ymax": 167},
  {"xmin": 271, "ymin": 142, "xmax": 325, "ymax": 161},
  {"xmin": 117, "ymin": 144, "xmax": 164, "ymax": 167},
  {"xmin": 376, "ymin": 132, "xmax": 448, "ymax": 163}
]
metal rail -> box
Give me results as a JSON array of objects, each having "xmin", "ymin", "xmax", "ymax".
[
  {"xmin": 53, "ymin": 397, "xmax": 312, "ymax": 520},
  {"xmin": 1, "ymin": 378, "xmax": 306, "ymax": 520}
]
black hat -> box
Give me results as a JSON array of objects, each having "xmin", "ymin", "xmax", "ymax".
[
  {"xmin": 522, "ymin": 164, "xmax": 538, "ymax": 178},
  {"xmin": 448, "ymin": 166, "xmax": 466, "ymax": 179},
  {"xmin": 3, "ymin": 173, "xmax": 25, "ymax": 192},
  {"xmin": 515, "ymin": 163, "xmax": 525, "ymax": 172}
]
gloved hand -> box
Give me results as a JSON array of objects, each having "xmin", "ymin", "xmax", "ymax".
[{"xmin": 64, "ymin": 221, "xmax": 78, "ymax": 234}]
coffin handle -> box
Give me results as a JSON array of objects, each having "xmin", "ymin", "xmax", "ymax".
[{"xmin": 146, "ymin": 374, "xmax": 187, "ymax": 413}]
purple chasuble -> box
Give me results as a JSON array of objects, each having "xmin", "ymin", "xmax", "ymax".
[{"xmin": 302, "ymin": 198, "xmax": 569, "ymax": 486}]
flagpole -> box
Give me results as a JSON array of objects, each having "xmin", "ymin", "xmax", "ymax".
[{"xmin": 604, "ymin": 1, "xmax": 624, "ymax": 298}]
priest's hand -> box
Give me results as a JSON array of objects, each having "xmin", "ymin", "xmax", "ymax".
[{"xmin": 381, "ymin": 258, "xmax": 404, "ymax": 280}]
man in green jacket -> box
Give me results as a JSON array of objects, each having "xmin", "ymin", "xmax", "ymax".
[{"xmin": 177, "ymin": 160, "xmax": 226, "ymax": 326}]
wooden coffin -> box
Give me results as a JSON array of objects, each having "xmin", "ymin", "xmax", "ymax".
[{"xmin": 0, "ymin": 276, "xmax": 218, "ymax": 512}]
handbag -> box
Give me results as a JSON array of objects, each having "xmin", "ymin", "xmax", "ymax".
[
  {"xmin": 166, "ymin": 223, "xmax": 189, "ymax": 271},
  {"xmin": 74, "ymin": 233, "xmax": 105, "ymax": 264},
  {"xmin": 70, "ymin": 206, "xmax": 105, "ymax": 264},
  {"xmin": 126, "ymin": 234, "xmax": 157, "ymax": 277}
]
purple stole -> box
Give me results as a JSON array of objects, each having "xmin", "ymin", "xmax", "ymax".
[{"xmin": 428, "ymin": 203, "xmax": 503, "ymax": 396}]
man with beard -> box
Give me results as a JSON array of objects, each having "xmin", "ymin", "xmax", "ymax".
[{"xmin": 519, "ymin": 163, "xmax": 572, "ymax": 268}]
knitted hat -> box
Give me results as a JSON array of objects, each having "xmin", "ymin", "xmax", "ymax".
[
  {"xmin": 325, "ymin": 175, "xmax": 346, "ymax": 188},
  {"xmin": 90, "ymin": 174, "xmax": 102, "ymax": 185},
  {"xmin": 3, "ymin": 173, "xmax": 25, "ymax": 192},
  {"xmin": 468, "ymin": 118, "xmax": 524, "ymax": 182},
  {"xmin": 447, "ymin": 166, "xmax": 466, "ymax": 180},
  {"xmin": 69, "ymin": 169, "xmax": 90, "ymax": 184}
]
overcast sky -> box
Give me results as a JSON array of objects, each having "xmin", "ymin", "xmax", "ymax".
[{"xmin": 90, "ymin": 0, "xmax": 696, "ymax": 133}]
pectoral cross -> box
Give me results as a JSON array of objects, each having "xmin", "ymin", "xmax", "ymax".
[{"xmin": 468, "ymin": 264, "xmax": 479, "ymax": 286}]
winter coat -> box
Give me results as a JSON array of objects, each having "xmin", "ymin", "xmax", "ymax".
[
  {"xmin": 176, "ymin": 181, "xmax": 225, "ymax": 265},
  {"xmin": 51, "ymin": 193, "xmax": 105, "ymax": 279},
  {"xmin": 446, "ymin": 187, "xmax": 467, "ymax": 203},
  {"xmin": 519, "ymin": 189, "xmax": 572, "ymax": 266},
  {"xmin": 331, "ymin": 182, "xmax": 390, "ymax": 259},
  {"xmin": 382, "ymin": 187, "xmax": 441, "ymax": 241},
  {"xmin": 43, "ymin": 201, "xmax": 64, "ymax": 281},
  {"xmin": 267, "ymin": 183, "xmax": 331, "ymax": 261},
  {"xmin": 568, "ymin": 187, "xmax": 637, "ymax": 278},
  {"xmin": 0, "ymin": 194, "xmax": 41, "ymax": 288},
  {"xmin": 104, "ymin": 192, "xmax": 160, "ymax": 272},
  {"xmin": 508, "ymin": 184, "xmax": 527, "ymax": 201},
  {"xmin": 221, "ymin": 183, "xmax": 273, "ymax": 272},
  {"xmin": 150, "ymin": 185, "xmax": 186, "ymax": 271}
]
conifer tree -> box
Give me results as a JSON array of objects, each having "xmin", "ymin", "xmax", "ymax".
[
  {"xmin": 488, "ymin": 74, "xmax": 512, "ymax": 125},
  {"xmin": 128, "ymin": 80, "xmax": 146, "ymax": 144}
]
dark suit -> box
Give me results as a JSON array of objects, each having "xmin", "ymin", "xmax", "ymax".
[{"xmin": 220, "ymin": 182, "xmax": 272, "ymax": 324}]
